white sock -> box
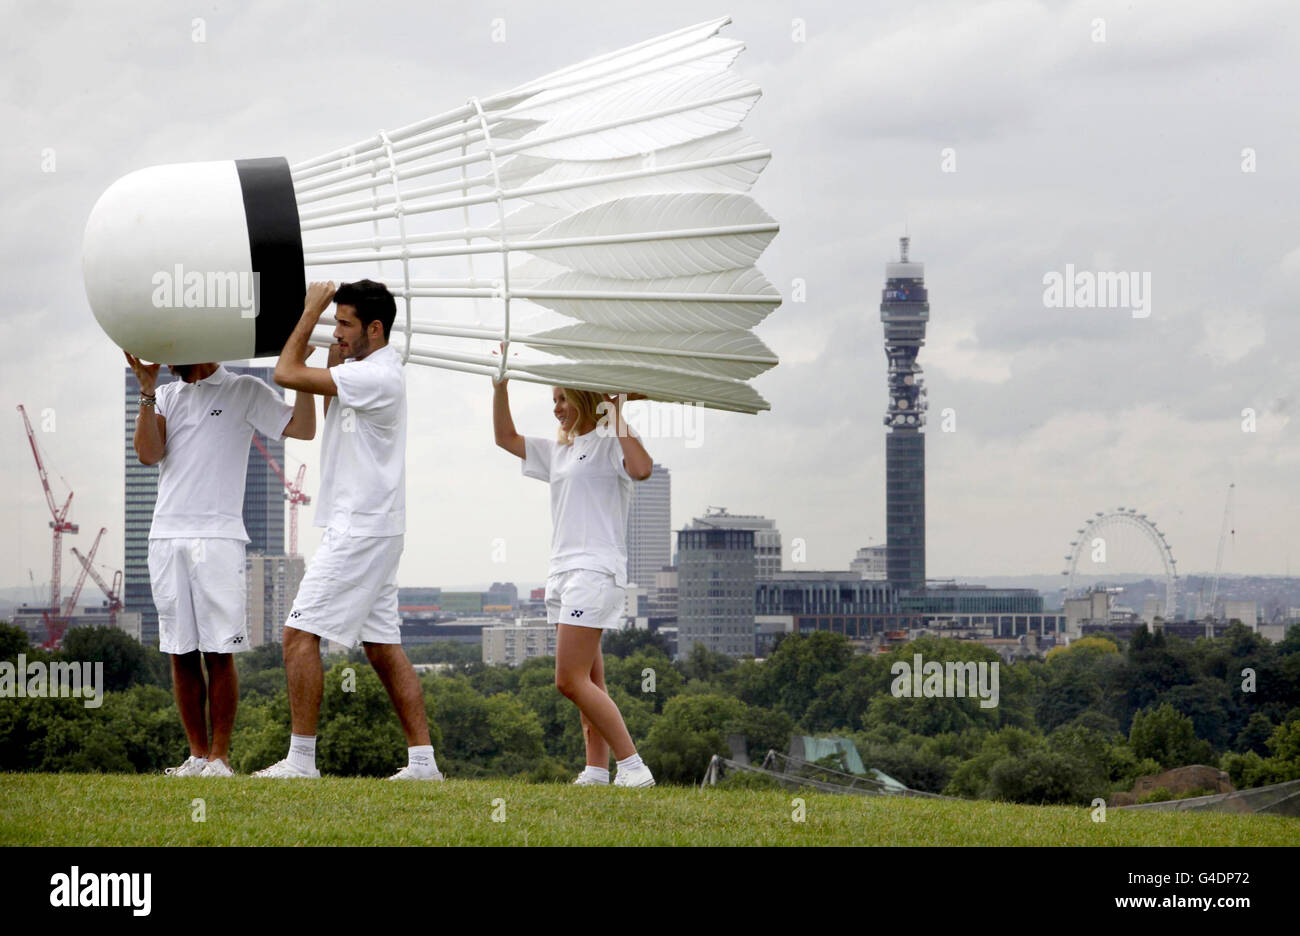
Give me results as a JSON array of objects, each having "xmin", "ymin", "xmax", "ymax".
[
  {"xmin": 407, "ymin": 745, "xmax": 438, "ymax": 773},
  {"xmin": 288, "ymin": 734, "xmax": 316, "ymax": 773},
  {"xmin": 616, "ymin": 753, "xmax": 643, "ymax": 772},
  {"xmin": 582, "ymin": 765, "xmax": 610, "ymax": 783}
]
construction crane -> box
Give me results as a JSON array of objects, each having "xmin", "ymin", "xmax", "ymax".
[
  {"xmin": 72, "ymin": 545, "xmax": 123, "ymax": 630},
  {"xmin": 43, "ymin": 527, "xmax": 105, "ymax": 648},
  {"xmin": 251, "ymin": 434, "xmax": 311, "ymax": 557},
  {"xmin": 1204, "ymin": 483, "xmax": 1235, "ymax": 621},
  {"xmin": 17, "ymin": 404, "xmax": 78, "ymax": 620}
]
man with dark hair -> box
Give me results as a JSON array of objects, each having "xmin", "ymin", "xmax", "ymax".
[
  {"xmin": 254, "ymin": 280, "xmax": 441, "ymax": 781},
  {"xmin": 333, "ymin": 278, "xmax": 397, "ymax": 344}
]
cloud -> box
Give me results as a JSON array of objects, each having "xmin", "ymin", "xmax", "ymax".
[{"xmin": 2, "ymin": 0, "xmax": 1298, "ymax": 598}]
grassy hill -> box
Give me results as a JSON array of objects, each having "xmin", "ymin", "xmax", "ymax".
[{"xmin": 2, "ymin": 774, "xmax": 1297, "ymax": 846}]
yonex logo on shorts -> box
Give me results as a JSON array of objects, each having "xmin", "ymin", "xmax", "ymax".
[
  {"xmin": 210, "ymin": 409, "xmax": 222, "ymax": 416},
  {"xmin": 571, "ymin": 610, "xmax": 584, "ymax": 618},
  {"xmin": 290, "ymin": 610, "xmax": 302, "ymax": 619},
  {"xmin": 578, "ymin": 453, "xmax": 588, "ymax": 461}
]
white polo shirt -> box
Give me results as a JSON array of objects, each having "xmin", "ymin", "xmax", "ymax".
[
  {"xmin": 522, "ymin": 429, "xmax": 635, "ymax": 586},
  {"xmin": 316, "ymin": 342, "xmax": 406, "ymax": 537},
  {"xmin": 150, "ymin": 365, "xmax": 294, "ymax": 541}
]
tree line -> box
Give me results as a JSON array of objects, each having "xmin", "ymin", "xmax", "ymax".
[{"xmin": 1, "ymin": 621, "xmax": 1298, "ymax": 804}]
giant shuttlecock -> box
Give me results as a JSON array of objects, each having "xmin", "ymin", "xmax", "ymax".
[{"xmin": 82, "ymin": 16, "xmax": 781, "ymax": 413}]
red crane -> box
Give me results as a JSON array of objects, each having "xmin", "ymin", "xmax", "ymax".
[
  {"xmin": 17, "ymin": 404, "xmax": 78, "ymax": 634},
  {"xmin": 44, "ymin": 528, "xmax": 105, "ymax": 648},
  {"xmin": 72, "ymin": 545, "xmax": 123, "ymax": 630},
  {"xmin": 251, "ymin": 434, "xmax": 311, "ymax": 557}
]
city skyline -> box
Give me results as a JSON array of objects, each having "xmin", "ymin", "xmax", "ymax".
[{"xmin": 4, "ymin": 1, "xmax": 1298, "ymax": 594}]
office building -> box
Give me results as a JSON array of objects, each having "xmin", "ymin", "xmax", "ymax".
[
  {"xmin": 690, "ymin": 507, "xmax": 780, "ymax": 580},
  {"xmin": 627, "ymin": 463, "xmax": 671, "ymax": 589},
  {"xmin": 676, "ymin": 525, "xmax": 756, "ymax": 659},
  {"xmin": 850, "ymin": 546, "xmax": 888, "ymax": 580},
  {"xmin": 486, "ymin": 581, "xmax": 519, "ymax": 612},
  {"xmin": 482, "ymin": 620, "xmax": 558, "ymax": 666},
  {"xmin": 245, "ymin": 553, "xmax": 304, "ymax": 646}
]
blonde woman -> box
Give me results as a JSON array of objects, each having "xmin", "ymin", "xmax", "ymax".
[{"xmin": 493, "ymin": 375, "xmax": 656, "ymax": 787}]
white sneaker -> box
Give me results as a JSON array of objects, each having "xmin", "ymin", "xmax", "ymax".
[
  {"xmin": 252, "ymin": 758, "xmax": 320, "ymax": 779},
  {"xmin": 613, "ymin": 763, "xmax": 655, "ymax": 788},
  {"xmin": 388, "ymin": 765, "xmax": 444, "ymax": 781},
  {"xmin": 200, "ymin": 759, "xmax": 234, "ymax": 777},
  {"xmin": 164, "ymin": 755, "xmax": 208, "ymax": 777},
  {"xmin": 573, "ymin": 773, "xmax": 608, "ymax": 786}
]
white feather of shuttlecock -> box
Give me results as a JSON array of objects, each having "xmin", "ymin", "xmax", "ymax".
[{"xmin": 292, "ymin": 16, "xmax": 781, "ymax": 414}]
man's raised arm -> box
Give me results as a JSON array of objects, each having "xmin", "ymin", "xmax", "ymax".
[{"xmin": 274, "ymin": 282, "xmax": 339, "ymax": 396}]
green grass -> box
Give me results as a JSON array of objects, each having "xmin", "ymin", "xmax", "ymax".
[{"xmin": 2, "ymin": 773, "xmax": 1296, "ymax": 846}]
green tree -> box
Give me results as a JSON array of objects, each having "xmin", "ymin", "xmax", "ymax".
[
  {"xmin": 987, "ymin": 748, "xmax": 1101, "ymax": 804},
  {"xmin": 758, "ymin": 631, "xmax": 854, "ymax": 720},
  {"xmin": 1128, "ymin": 703, "xmax": 1214, "ymax": 768},
  {"xmin": 679, "ymin": 643, "xmax": 738, "ymax": 682},
  {"xmin": 852, "ymin": 726, "xmax": 959, "ymax": 793},
  {"xmin": 406, "ymin": 641, "xmax": 481, "ymax": 664},
  {"xmin": 640, "ymin": 693, "xmax": 746, "ymax": 784},
  {"xmin": 0, "ymin": 622, "xmax": 30, "ymax": 660},
  {"xmin": 1234, "ymin": 712, "xmax": 1275, "ymax": 756},
  {"xmin": 1036, "ymin": 638, "xmax": 1126, "ymax": 730},
  {"xmin": 603, "ymin": 648, "xmax": 683, "ymax": 713},
  {"xmin": 230, "ymin": 692, "xmax": 293, "ymax": 774},
  {"xmin": 1119, "ymin": 626, "xmax": 1197, "ymax": 725},
  {"xmin": 60, "ymin": 625, "xmax": 163, "ymax": 690},
  {"xmin": 318, "ymin": 663, "xmax": 414, "ymax": 776},
  {"xmin": 426, "ymin": 673, "xmax": 543, "ymax": 777},
  {"xmin": 603, "ymin": 627, "xmax": 672, "ymax": 659},
  {"xmin": 236, "ymin": 643, "xmax": 285, "ymax": 675},
  {"xmin": 728, "ymin": 704, "xmax": 794, "ymax": 764},
  {"xmin": 1221, "ymin": 713, "xmax": 1300, "ymax": 789},
  {"xmin": 1163, "ymin": 680, "xmax": 1234, "ymax": 750},
  {"xmin": 800, "ymin": 653, "xmax": 888, "ymax": 732},
  {"xmin": 102, "ymin": 685, "xmax": 189, "ymax": 771},
  {"xmin": 239, "ymin": 666, "xmax": 288, "ymax": 701},
  {"xmin": 1045, "ymin": 635, "xmax": 1119, "ymax": 660},
  {"xmin": 945, "ymin": 727, "xmax": 1042, "ymax": 799},
  {"xmin": 467, "ymin": 661, "xmax": 522, "ymax": 696},
  {"xmin": 1265, "ymin": 711, "xmax": 1300, "ymax": 760}
]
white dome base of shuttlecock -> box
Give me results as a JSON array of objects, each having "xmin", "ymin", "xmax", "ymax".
[{"xmin": 82, "ymin": 16, "xmax": 781, "ymax": 414}]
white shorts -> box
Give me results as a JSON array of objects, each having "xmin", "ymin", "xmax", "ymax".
[
  {"xmin": 286, "ymin": 528, "xmax": 403, "ymax": 649},
  {"xmin": 148, "ymin": 538, "xmax": 249, "ymax": 655},
  {"xmin": 545, "ymin": 569, "xmax": 625, "ymax": 630}
]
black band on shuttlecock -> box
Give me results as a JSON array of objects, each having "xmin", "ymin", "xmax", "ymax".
[{"xmin": 235, "ymin": 157, "xmax": 306, "ymax": 357}]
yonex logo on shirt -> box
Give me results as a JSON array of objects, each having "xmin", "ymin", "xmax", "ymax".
[
  {"xmin": 577, "ymin": 453, "xmax": 588, "ymax": 461},
  {"xmin": 209, "ymin": 409, "xmax": 222, "ymax": 416}
]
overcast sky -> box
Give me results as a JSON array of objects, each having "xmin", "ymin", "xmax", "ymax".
[{"xmin": 2, "ymin": 0, "xmax": 1297, "ymax": 597}]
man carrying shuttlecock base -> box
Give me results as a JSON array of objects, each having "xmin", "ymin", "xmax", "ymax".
[
  {"xmin": 126, "ymin": 350, "xmax": 317, "ymax": 779},
  {"xmin": 253, "ymin": 280, "xmax": 442, "ymax": 782}
]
